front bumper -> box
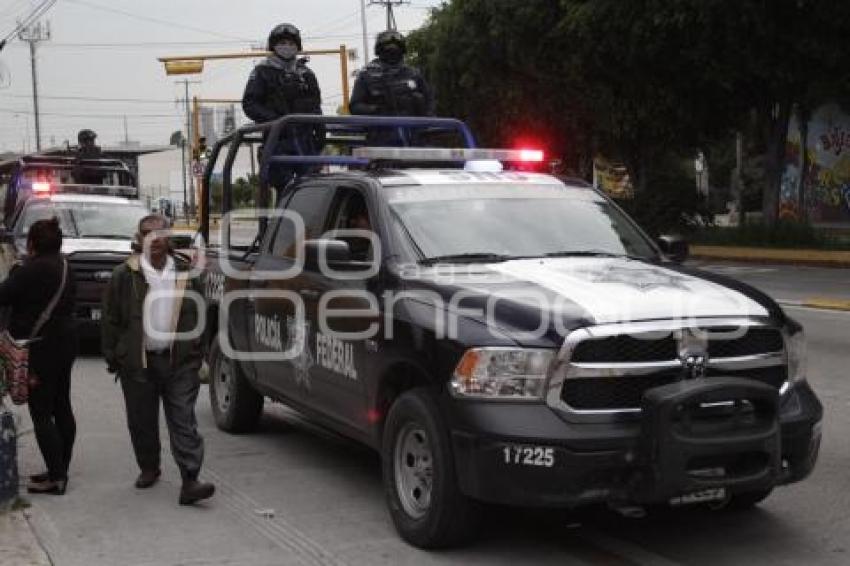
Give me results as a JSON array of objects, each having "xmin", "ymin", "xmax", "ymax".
[
  {"xmin": 446, "ymin": 379, "xmax": 822, "ymax": 507},
  {"xmin": 73, "ymin": 302, "xmax": 104, "ymax": 338}
]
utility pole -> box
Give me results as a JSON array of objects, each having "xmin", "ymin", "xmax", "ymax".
[
  {"xmin": 368, "ymin": 0, "xmax": 409, "ymax": 31},
  {"xmin": 360, "ymin": 0, "xmax": 369, "ymax": 63},
  {"xmin": 123, "ymin": 115, "xmax": 129, "ymax": 144},
  {"xmin": 176, "ymin": 79, "xmax": 200, "ymax": 220},
  {"xmin": 18, "ymin": 20, "xmax": 50, "ymax": 152}
]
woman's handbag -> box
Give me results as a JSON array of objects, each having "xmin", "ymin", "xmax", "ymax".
[{"xmin": 0, "ymin": 260, "xmax": 68, "ymax": 405}]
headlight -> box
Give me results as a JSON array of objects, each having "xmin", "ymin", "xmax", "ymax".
[
  {"xmin": 784, "ymin": 321, "xmax": 807, "ymax": 390},
  {"xmin": 450, "ymin": 348, "xmax": 555, "ymax": 400}
]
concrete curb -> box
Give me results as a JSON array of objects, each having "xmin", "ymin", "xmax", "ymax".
[
  {"xmin": 0, "ymin": 509, "xmax": 51, "ymax": 566},
  {"xmin": 691, "ymin": 245, "xmax": 850, "ymax": 268},
  {"xmin": 780, "ymin": 298, "xmax": 850, "ymax": 312}
]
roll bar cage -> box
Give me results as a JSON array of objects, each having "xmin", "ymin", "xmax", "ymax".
[{"xmin": 200, "ymin": 114, "xmax": 477, "ymax": 242}]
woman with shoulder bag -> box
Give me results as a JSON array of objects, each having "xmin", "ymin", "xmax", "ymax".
[{"xmin": 0, "ymin": 217, "xmax": 77, "ymax": 495}]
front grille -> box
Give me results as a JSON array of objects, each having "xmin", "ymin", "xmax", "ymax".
[
  {"xmin": 569, "ymin": 328, "xmax": 784, "ymax": 363},
  {"xmin": 707, "ymin": 328, "xmax": 784, "ymax": 358},
  {"xmin": 558, "ymin": 325, "xmax": 787, "ymax": 413},
  {"xmin": 561, "ymin": 371, "xmax": 679, "ymax": 410},
  {"xmin": 67, "ymin": 253, "xmax": 127, "ymax": 303},
  {"xmin": 570, "ymin": 335, "xmax": 677, "ymax": 363},
  {"xmin": 560, "ymin": 367, "xmax": 788, "ymax": 410}
]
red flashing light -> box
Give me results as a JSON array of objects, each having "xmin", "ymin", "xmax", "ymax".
[
  {"xmin": 32, "ymin": 182, "xmax": 51, "ymax": 194},
  {"xmin": 366, "ymin": 408, "xmax": 382, "ymax": 424},
  {"xmin": 518, "ymin": 148, "xmax": 545, "ymax": 163}
]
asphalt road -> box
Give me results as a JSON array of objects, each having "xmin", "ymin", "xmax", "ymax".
[
  {"xmin": 10, "ymin": 265, "xmax": 850, "ymax": 566},
  {"xmin": 688, "ymin": 260, "xmax": 850, "ymax": 303}
]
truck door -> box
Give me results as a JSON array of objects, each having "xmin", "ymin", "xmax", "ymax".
[
  {"xmin": 249, "ymin": 184, "xmax": 334, "ymax": 404},
  {"xmin": 298, "ymin": 186, "xmax": 380, "ymax": 434}
]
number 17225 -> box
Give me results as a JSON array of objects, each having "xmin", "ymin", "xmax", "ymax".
[{"xmin": 502, "ymin": 445, "xmax": 555, "ymax": 468}]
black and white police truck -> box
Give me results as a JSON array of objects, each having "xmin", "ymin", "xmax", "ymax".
[{"xmin": 195, "ymin": 116, "xmax": 822, "ymax": 548}]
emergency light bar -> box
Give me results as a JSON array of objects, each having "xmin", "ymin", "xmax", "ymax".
[
  {"xmin": 352, "ymin": 147, "xmax": 545, "ymax": 163},
  {"xmin": 28, "ymin": 183, "xmax": 139, "ymax": 198}
]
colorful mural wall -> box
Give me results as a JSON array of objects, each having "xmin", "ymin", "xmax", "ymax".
[{"xmin": 782, "ymin": 104, "xmax": 850, "ymax": 224}]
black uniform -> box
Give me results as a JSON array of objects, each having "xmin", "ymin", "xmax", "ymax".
[
  {"xmin": 242, "ymin": 57, "xmax": 324, "ymax": 152},
  {"xmin": 242, "ymin": 56, "xmax": 324, "ymax": 190},
  {"xmin": 350, "ymin": 30, "xmax": 434, "ymax": 146},
  {"xmin": 350, "ymin": 59, "xmax": 434, "ymax": 118}
]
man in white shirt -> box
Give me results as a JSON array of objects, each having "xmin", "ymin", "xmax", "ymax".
[{"xmin": 102, "ymin": 214, "xmax": 214, "ymax": 505}]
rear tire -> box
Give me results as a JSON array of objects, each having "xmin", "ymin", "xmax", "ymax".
[
  {"xmin": 209, "ymin": 338, "xmax": 263, "ymax": 433},
  {"xmin": 382, "ymin": 388, "xmax": 479, "ymax": 549}
]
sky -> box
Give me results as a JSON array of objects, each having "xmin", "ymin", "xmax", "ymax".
[{"xmin": 0, "ymin": 0, "xmax": 443, "ymax": 152}]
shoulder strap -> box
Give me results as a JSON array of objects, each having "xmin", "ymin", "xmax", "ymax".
[{"xmin": 30, "ymin": 259, "xmax": 68, "ymax": 339}]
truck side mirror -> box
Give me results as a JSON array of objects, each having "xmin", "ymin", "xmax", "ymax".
[
  {"xmin": 304, "ymin": 239, "xmax": 351, "ymax": 269},
  {"xmin": 657, "ymin": 234, "xmax": 689, "ymax": 263}
]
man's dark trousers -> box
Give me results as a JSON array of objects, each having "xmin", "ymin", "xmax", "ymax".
[{"xmin": 119, "ymin": 352, "xmax": 204, "ymax": 481}]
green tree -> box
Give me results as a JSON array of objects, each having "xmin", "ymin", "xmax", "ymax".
[
  {"xmin": 408, "ymin": 1, "xmax": 594, "ymax": 175},
  {"xmin": 410, "ymin": 0, "xmax": 850, "ymax": 225}
]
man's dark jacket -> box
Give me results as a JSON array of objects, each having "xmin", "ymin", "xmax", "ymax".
[{"xmin": 101, "ymin": 254, "xmax": 204, "ymax": 377}]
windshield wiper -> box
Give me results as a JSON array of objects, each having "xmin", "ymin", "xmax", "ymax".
[
  {"xmin": 418, "ymin": 252, "xmax": 518, "ymax": 265},
  {"xmin": 541, "ymin": 250, "xmax": 623, "ymax": 258},
  {"xmin": 534, "ymin": 250, "xmax": 649, "ymax": 260}
]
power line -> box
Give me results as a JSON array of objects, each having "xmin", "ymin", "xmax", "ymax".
[
  {"xmin": 3, "ymin": 31, "xmax": 416, "ymax": 50},
  {"xmin": 0, "ymin": 92, "xmax": 176, "ymax": 103},
  {"xmin": 369, "ymin": 0, "xmax": 410, "ymax": 31},
  {"xmin": 18, "ymin": 18, "xmax": 50, "ymax": 150},
  {"xmin": 0, "ymin": 0, "xmax": 35, "ymax": 24},
  {"xmin": 65, "ymin": 0, "xmax": 253, "ymax": 43},
  {"xmin": 0, "ymin": 0, "xmax": 56, "ymax": 48},
  {"xmin": 0, "ymin": 108, "xmax": 181, "ymax": 118}
]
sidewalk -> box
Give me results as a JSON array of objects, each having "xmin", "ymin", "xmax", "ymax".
[
  {"xmin": 0, "ymin": 508, "xmax": 51, "ymax": 566},
  {"xmin": 691, "ymin": 245, "xmax": 850, "ymax": 268}
]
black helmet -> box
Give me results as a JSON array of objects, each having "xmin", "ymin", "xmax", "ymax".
[
  {"xmin": 375, "ymin": 30, "xmax": 406, "ymax": 58},
  {"xmin": 267, "ymin": 23, "xmax": 302, "ymax": 52},
  {"xmin": 78, "ymin": 129, "xmax": 97, "ymax": 144}
]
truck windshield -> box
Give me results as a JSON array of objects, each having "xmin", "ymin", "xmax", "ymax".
[
  {"xmin": 386, "ymin": 184, "xmax": 657, "ymax": 262},
  {"xmin": 17, "ymin": 201, "xmax": 148, "ymax": 239}
]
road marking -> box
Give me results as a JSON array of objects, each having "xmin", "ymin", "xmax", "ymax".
[
  {"xmin": 700, "ymin": 265, "xmax": 778, "ymax": 275},
  {"xmin": 801, "ymin": 297, "xmax": 850, "ymax": 312},
  {"xmin": 576, "ymin": 528, "xmax": 682, "ymax": 566},
  {"xmin": 203, "ymin": 466, "xmax": 346, "ymax": 566},
  {"xmin": 780, "ymin": 303, "xmax": 850, "ymax": 316}
]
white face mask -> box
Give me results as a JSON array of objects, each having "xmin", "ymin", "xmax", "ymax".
[{"xmin": 274, "ymin": 44, "xmax": 298, "ymax": 60}]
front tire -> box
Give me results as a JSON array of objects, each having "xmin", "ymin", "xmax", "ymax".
[
  {"xmin": 209, "ymin": 338, "xmax": 263, "ymax": 433},
  {"xmin": 382, "ymin": 388, "xmax": 478, "ymax": 549}
]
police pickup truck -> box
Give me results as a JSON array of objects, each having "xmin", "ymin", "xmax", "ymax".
[
  {"xmin": 0, "ymin": 154, "xmax": 143, "ymax": 336},
  {"xmin": 198, "ymin": 116, "xmax": 822, "ymax": 548}
]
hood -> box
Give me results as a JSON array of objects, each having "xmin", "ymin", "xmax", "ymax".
[
  {"xmin": 62, "ymin": 238, "xmax": 133, "ymax": 255},
  {"xmin": 488, "ymin": 257, "xmax": 771, "ymax": 323},
  {"xmin": 401, "ymin": 257, "xmax": 775, "ymax": 345}
]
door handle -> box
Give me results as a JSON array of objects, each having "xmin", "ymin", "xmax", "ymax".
[{"xmin": 299, "ymin": 288, "xmax": 320, "ymax": 299}]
